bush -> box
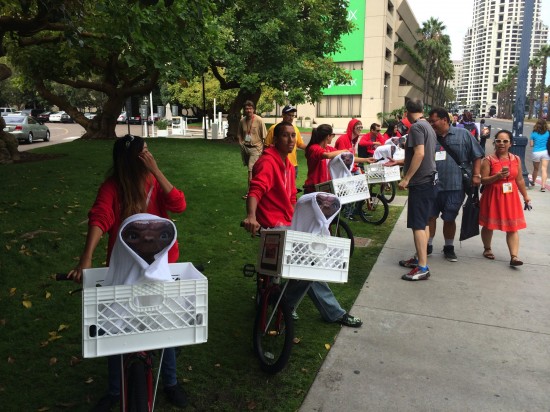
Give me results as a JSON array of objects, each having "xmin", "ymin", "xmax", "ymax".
[{"xmin": 155, "ymin": 119, "xmax": 169, "ymax": 130}]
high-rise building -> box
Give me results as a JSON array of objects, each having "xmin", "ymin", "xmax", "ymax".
[{"xmin": 457, "ymin": 0, "xmax": 548, "ymax": 117}]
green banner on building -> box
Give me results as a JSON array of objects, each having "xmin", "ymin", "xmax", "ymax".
[
  {"xmin": 332, "ymin": 0, "xmax": 365, "ymax": 62},
  {"xmin": 322, "ymin": 70, "xmax": 363, "ymax": 95}
]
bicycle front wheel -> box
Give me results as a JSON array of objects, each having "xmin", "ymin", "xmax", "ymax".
[
  {"xmin": 359, "ymin": 194, "xmax": 389, "ymax": 225},
  {"xmin": 380, "ymin": 181, "xmax": 397, "ymax": 203},
  {"xmin": 253, "ymin": 290, "xmax": 294, "ymax": 374},
  {"xmin": 329, "ymin": 217, "xmax": 355, "ymax": 257}
]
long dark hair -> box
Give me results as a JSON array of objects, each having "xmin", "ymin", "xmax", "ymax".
[
  {"xmin": 109, "ymin": 134, "xmax": 150, "ymax": 220},
  {"xmin": 306, "ymin": 124, "xmax": 333, "ymax": 150}
]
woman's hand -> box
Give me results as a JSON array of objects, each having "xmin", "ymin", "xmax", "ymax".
[
  {"xmin": 67, "ymin": 257, "xmax": 92, "ymax": 284},
  {"xmin": 139, "ymin": 149, "xmax": 160, "ymax": 174}
]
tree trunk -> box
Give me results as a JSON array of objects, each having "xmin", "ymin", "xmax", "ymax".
[
  {"xmin": 538, "ymin": 61, "xmax": 547, "ymax": 119},
  {"xmin": 528, "ymin": 66, "xmax": 537, "ymax": 119},
  {"xmin": 80, "ymin": 97, "xmax": 124, "ymax": 139},
  {"xmin": 225, "ymin": 88, "xmax": 262, "ymax": 143}
]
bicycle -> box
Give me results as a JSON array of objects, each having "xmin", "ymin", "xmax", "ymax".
[
  {"xmin": 57, "ymin": 262, "xmax": 207, "ymax": 411},
  {"xmin": 329, "ymin": 215, "xmax": 355, "ymax": 256},
  {"xmin": 357, "ymin": 184, "xmax": 390, "ymax": 225}
]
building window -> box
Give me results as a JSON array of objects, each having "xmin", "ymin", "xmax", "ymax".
[
  {"xmin": 388, "ymin": 1, "xmax": 394, "ymax": 13},
  {"xmin": 385, "ymin": 48, "xmax": 392, "ymax": 61},
  {"xmin": 316, "ymin": 96, "xmax": 362, "ymax": 118},
  {"xmin": 386, "ymin": 24, "xmax": 393, "ymax": 37}
]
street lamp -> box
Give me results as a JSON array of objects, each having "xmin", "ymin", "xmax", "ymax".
[{"xmin": 143, "ymin": 95, "xmax": 149, "ymax": 138}]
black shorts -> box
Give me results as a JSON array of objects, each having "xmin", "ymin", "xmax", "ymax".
[{"xmin": 407, "ymin": 183, "xmax": 436, "ymax": 230}]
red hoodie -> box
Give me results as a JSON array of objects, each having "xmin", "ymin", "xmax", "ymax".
[
  {"xmin": 248, "ymin": 146, "xmax": 297, "ymax": 228},
  {"xmin": 335, "ymin": 118, "xmax": 361, "ymax": 172},
  {"xmin": 358, "ymin": 131, "xmax": 384, "ymax": 157},
  {"xmin": 304, "ymin": 144, "xmax": 337, "ymax": 188}
]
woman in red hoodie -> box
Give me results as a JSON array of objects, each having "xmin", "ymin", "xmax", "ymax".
[{"xmin": 303, "ymin": 124, "xmax": 350, "ymax": 193}]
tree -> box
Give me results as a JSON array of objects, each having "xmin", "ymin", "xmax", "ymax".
[
  {"xmin": 1, "ymin": 0, "xmax": 216, "ymax": 139},
  {"xmin": 528, "ymin": 56, "xmax": 541, "ymax": 119},
  {"xmin": 415, "ymin": 18, "xmax": 451, "ymax": 104},
  {"xmin": 209, "ymin": 0, "xmax": 353, "ymax": 141},
  {"xmin": 536, "ymin": 44, "xmax": 550, "ymax": 119},
  {"xmin": 495, "ymin": 66, "xmax": 518, "ymax": 119}
]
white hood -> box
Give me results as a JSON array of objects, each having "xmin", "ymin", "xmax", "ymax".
[
  {"xmin": 104, "ymin": 213, "xmax": 177, "ymax": 286},
  {"xmin": 290, "ymin": 192, "xmax": 341, "ymax": 236},
  {"xmin": 328, "ymin": 152, "xmax": 354, "ymax": 179}
]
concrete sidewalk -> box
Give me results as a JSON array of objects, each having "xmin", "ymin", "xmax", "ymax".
[{"xmin": 300, "ymin": 188, "xmax": 550, "ymax": 411}]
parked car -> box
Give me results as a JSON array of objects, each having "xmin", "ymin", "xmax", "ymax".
[
  {"xmin": 117, "ymin": 112, "xmax": 128, "ymax": 123},
  {"xmin": 2, "ymin": 115, "xmax": 50, "ymax": 144},
  {"xmin": 84, "ymin": 112, "xmax": 97, "ymax": 120},
  {"xmin": 48, "ymin": 111, "xmax": 64, "ymax": 122},
  {"xmin": 21, "ymin": 108, "xmax": 45, "ymax": 117},
  {"xmin": 128, "ymin": 114, "xmax": 142, "ymax": 125},
  {"xmin": 37, "ymin": 111, "xmax": 52, "ymax": 122},
  {"xmin": 147, "ymin": 113, "xmax": 160, "ymax": 124},
  {"xmin": 1, "ymin": 107, "xmax": 17, "ymax": 116},
  {"xmin": 60, "ymin": 112, "xmax": 74, "ymax": 123}
]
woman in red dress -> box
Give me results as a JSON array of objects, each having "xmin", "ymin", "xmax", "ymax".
[{"xmin": 479, "ymin": 130, "xmax": 530, "ymax": 266}]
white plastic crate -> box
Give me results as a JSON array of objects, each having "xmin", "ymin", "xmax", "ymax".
[
  {"xmin": 82, "ymin": 262, "xmax": 208, "ymax": 358},
  {"xmin": 257, "ymin": 229, "xmax": 350, "ymax": 283},
  {"xmin": 365, "ymin": 164, "xmax": 401, "ymax": 183},
  {"xmin": 314, "ymin": 174, "xmax": 370, "ymax": 204}
]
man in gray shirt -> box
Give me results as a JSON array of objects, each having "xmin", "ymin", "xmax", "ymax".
[
  {"xmin": 427, "ymin": 107, "xmax": 483, "ymax": 262},
  {"xmin": 398, "ymin": 99, "xmax": 437, "ymax": 281}
]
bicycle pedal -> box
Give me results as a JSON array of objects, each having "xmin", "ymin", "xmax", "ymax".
[{"xmin": 243, "ymin": 263, "xmax": 256, "ymax": 277}]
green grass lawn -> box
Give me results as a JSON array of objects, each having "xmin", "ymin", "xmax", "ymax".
[{"xmin": 0, "ymin": 138, "xmax": 402, "ymax": 411}]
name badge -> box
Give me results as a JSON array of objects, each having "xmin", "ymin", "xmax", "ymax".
[
  {"xmin": 245, "ymin": 134, "xmax": 252, "ymax": 142},
  {"xmin": 435, "ymin": 151, "xmax": 447, "ymax": 161},
  {"xmin": 502, "ymin": 182, "xmax": 513, "ymax": 194}
]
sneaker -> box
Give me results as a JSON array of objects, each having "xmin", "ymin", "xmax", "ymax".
[
  {"xmin": 291, "ymin": 310, "xmax": 299, "ymax": 320},
  {"xmin": 399, "ymin": 256, "xmax": 418, "ymax": 268},
  {"xmin": 164, "ymin": 383, "xmax": 188, "ymax": 409},
  {"xmin": 427, "ymin": 244, "xmax": 433, "ymax": 255},
  {"xmin": 443, "ymin": 245, "xmax": 457, "ymax": 262},
  {"xmin": 401, "ymin": 266, "xmax": 430, "ymax": 281},
  {"xmin": 90, "ymin": 394, "xmax": 119, "ymax": 412},
  {"xmin": 336, "ymin": 313, "xmax": 362, "ymax": 328}
]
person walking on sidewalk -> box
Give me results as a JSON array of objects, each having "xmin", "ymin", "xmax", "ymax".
[
  {"xmin": 398, "ymin": 99, "xmax": 438, "ymax": 281},
  {"xmin": 529, "ymin": 118, "xmax": 549, "ymax": 192},
  {"xmin": 237, "ymin": 100, "xmax": 267, "ymax": 200},
  {"xmin": 427, "ymin": 108, "xmax": 484, "ymax": 262},
  {"xmin": 479, "ymin": 130, "xmax": 530, "ymax": 266}
]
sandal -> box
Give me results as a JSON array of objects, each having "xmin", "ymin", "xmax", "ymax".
[
  {"xmin": 541, "ymin": 188, "xmax": 546, "ymax": 192},
  {"xmin": 337, "ymin": 313, "xmax": 363, "ymax": 328},
  {"xmin": 510, "ymin": 256, "xmax": 523, "ymax": 266},
  {"xmin": 483, "ymin": 248, "xmax": 495, "ymax": 260},
  {"xmin": 529, "ymin": 180, "xmax": 535, "ymax": 186}
]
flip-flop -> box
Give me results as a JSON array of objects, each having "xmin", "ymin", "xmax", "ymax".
[{"xmin": 483, "ymin": 248, "xmax": 495, "ymax": 260}]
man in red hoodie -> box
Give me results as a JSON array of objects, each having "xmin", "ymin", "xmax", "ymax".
[{"xmin": 243, "ymin": 122, "xmax": 297, "ymax": 233}]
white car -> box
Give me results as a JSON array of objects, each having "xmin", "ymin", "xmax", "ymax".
[
  {"xmin": 49, "ymin": 111, "xmax": 65, "ymax": 122},
  {"xmin": 117, "ymin": 112, "xmax": 128, "ymax": 123}
]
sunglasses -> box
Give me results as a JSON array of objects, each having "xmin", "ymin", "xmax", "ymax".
[{"xmin": 495, "ymin": 139, "xmax": 510, "ymax": 144}]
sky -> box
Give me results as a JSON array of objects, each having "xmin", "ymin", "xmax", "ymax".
[{"xmin": 407, "ymin": 0, "xmax": 550, "ymax": 61}]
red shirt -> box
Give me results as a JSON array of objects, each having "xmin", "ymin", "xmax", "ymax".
[
  {"xmin": 88, "ymin": 177, "xmax": 186, "ymax": 264},
  {"xmin": 305, "ymin": 144, "xmax": 337, "ymax": 186},
  {"xmin": 358, "ymin": 132, "xmax": 384, "ymax": 157},
  {"xmin": 335, "ymin": 133, "xmax": 358, "ymax": 172},
  {"xmin": 248, "ymin": 146, "xmax": 297, "ymax": 228}
]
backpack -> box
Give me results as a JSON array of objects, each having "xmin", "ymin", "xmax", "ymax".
[{"xmin": 463, "ymin": 122, "xmax": 479, "ymax": 140}]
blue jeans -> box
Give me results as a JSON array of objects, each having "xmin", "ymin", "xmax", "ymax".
[
  {"xmin": 285, "ymin": 280, "xmax": 346, "ymax": 323},
  {"xmin": 107, "ymin": 347, "xmax": 177, "ymax": 395}
]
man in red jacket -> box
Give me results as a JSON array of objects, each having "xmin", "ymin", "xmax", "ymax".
[
  {"xmin": 243, "ymin": 122, "xmax": 362, "ymax": 327},
  {"xmin": 243, "ymin": 122, "xmax": 297, "ymax": 233}
]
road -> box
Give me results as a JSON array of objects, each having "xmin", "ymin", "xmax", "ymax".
[{"xmin": 17, "ymin": 122, "xmax": 147, "ymax": 152}]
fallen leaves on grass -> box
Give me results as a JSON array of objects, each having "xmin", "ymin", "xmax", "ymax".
[
  {"xmin": 9, "ymin": 288, "xmax": 16, "ymax": 296},
  {"xmin": 85, "ymin": 377, "xmax": 94, "ymax": 384},
  {"xmin": 247, "ymin": 400, "xmax": 257, "ymax": 410},
  {"xmin": 324, "ymin": 343, "xmax": 331, "ymax": 350},
  {"xmin": 7, "ymin": 356, "xmax": 15, "ymax": 364},
  {"xmin": 37, "ymin": 406, "xmax": 50, "ymax": 411},
  {"xmin": 45, "ymin": 291, "xmax": 51, "ymax": 299},
  {"xmin": 22, "ymin": 300, "xmax": 32, "ymax": 309},
  {"xmin": 49, "ymin": 357, "xmax": 58, "ymax": 366},
  {"xmin": 20, "ymin": 230, "xmax": 58, "ymax": 240},
  {"xmin": 70, "ymin": 356, "xmax": 82, "ymax": 367}
]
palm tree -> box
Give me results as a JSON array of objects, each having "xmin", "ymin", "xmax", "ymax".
[
  {"xmin": 415, "ymin": 18, "xmax": 450, "ymax": 104},
  {"xmin": 528, "ymin": 56, "xmax": 541, "ymax": 119},
  {"xmin": 536, "ymin": 44, "xmax": 550, "ymax": 118},
  {"xmin": 495, "ymin": 66, "xmax": 518, "ymax": 119}
]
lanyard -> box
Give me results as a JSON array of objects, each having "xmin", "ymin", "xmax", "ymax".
[{"xmin": 246, "ymin": 115, "xmax": 255, "ymax": 135}]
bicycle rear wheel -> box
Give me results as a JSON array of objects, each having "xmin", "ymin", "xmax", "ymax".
[
  {"xmin": 253, "ymin": 289, "xmax": 294, "ymax": 374},
  {"xmin": 329, "ymin": 217, "xmax": 355, "ymax": 257},
  {"xmin": 125, "ymin": 358, "xmax": 151, "ymax": 412},
  {"xmin": 359, "ymin": 194, "xmax": 389, "ymax": 225}
]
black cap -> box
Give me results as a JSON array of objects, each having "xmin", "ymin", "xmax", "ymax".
[{"xmin": 282, "ymin": 105, "xmax": 297, "ymax": 114}]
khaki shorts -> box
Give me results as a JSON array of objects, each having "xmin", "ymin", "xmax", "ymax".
[{"xmin": 241, "ymin": 144, "xmax": 262, "ymax": 171}]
